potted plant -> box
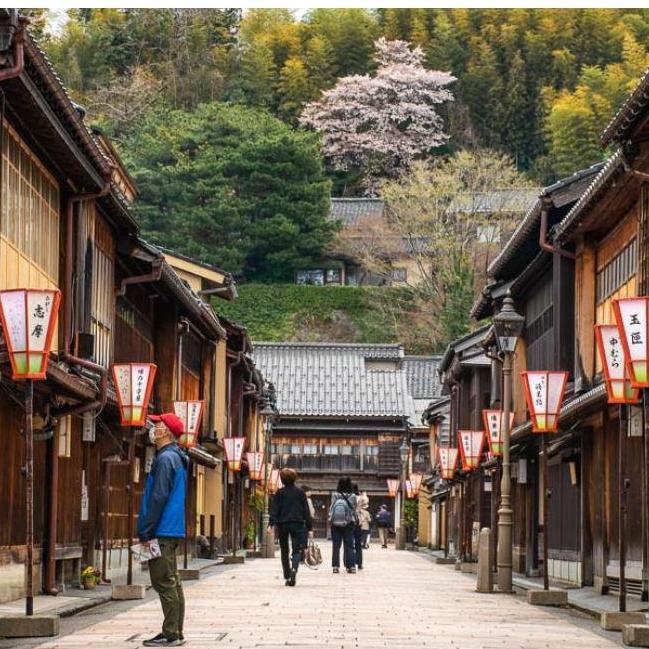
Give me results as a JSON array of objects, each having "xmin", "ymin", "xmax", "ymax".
[
  {"xmin": 80, "ymin": 565, "xmax": 101, "ymax": 590},
  {"xmin": 244, "ymin": 520, "xmax": 256, "ymax": 550}
]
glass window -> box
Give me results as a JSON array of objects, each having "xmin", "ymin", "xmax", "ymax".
[
  {"xmin": 303, "ymin": 444, "xmax": 318, "ymax": 455},
  {"xmin": 364, "ymin": 445, "xmax": 379, "ymax": 456},
  {"xmin": 326, "ymin": 269, "xmax": 342, "ymax": 284},
  {"xmin": 290, "ymin": 444, "xmax": 302, "ymax": 454},
  {"xmin": 324, "ymin": 445, "xmax": 338, "ymax": 455}
]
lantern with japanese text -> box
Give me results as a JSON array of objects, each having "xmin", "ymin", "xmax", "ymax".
[
  {"xmin": 246, "ymin": 452, "xmax": 264, "ymax": 480},
  {"xmin": 521, "ymin": 371, "xmax": 568, "ymax": 433},
  {"xmin": 595, "ymin": 324, "xmax": 640, "ymax": 404},
  {"xmin": 112, "ymin": 363, "xmax": 157, "ymax": 427},
  {"xmin": 439, "ymin": 447, "xmax": 458, "ymax": 480},
  {"xmin": 481, "ymin": 409, "xmax": 514, "ymax": 457},
  {"xmin": 613, "ymin": 297, "xmax": 649, "ymax": 387},
  {"xmin": 386, "ymin": 479, "xmax": 399, "ymax": 497},
  {"xmin": 269, "ymin": 468, "xmax": 281, "ymax": 494},
  {"xmin": 0, "ymin": 288, "xmax": 61, "ymax": 380},
  {"xmin": 409, "ymin": 472, "xmax": 423, "ymax": 496},
  {"xmin": 224, "ymin": 437, "xmax": 246, "ymax": 471},
  {"xmin": 458, "ymin": 430, "xmax": 485, "ymax": 471},
  {"xmin": 173, "ymin": 400, "xmax": 204, "ymax": 448},
  {"xmin": 405, "ymin": 480, "xmax": 414, "ymax": 498}
]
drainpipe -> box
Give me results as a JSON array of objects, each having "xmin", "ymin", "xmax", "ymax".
[
  {"xmin": 115, "ymin": 259, "xmax": 163, "ymax": 298},
  {"xmin": 0, "ymin": 15, "xmax": 25, "ymax": 83},
  {"xmin": 539, "ymin": 199, "xmax": 576, "ymax": 260}
]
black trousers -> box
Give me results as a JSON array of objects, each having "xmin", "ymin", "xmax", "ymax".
[
  {"xmin": 331, "ymin": 523, "xmax": 355, "ymax": 568},
  {"xmin": 354, "ymin": 526, "xmax": 364, "ymax": 568},
  {"xmin": 277, "ymin": 522, "xmax": 305, "ymax": 579}
]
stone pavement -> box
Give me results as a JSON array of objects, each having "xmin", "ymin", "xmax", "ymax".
[{"xmin": 1, "ymin": 542, "xmax": 625, "ymax": 649}]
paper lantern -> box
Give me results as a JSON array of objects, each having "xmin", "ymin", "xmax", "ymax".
[
  {"xmin": 613, "ymin": 297, "xmax": 649, "ymax": 387},
  {"xmin": 112, "ymin": 363, "xmax": 157, "ymax": 427},
  {"xmin": 0, "ymin": 288, "xmax": 61, "ymax": 380},
  {"xmin": 595, "ymin": 324, "xmax": 640, "ymax": 404},
  {"xmin": 481, "ymin": 410, "xmax": 515, "ymax": 457},
  {"xmin": 268, "ymin": 468, "xmax": 282, "ymax": 494},
  {"xmin": 386, "ymin": 479, "xmax": 399, "ymax": 497},
  {"xmin": 521, "ymin": 371, "xmax": 568, "ymax": 433},
  {"xmin": 409, "ymin": 472, "xmax": 423, "ymax": 496},
  {"xmin": 405, "ymin": 480, "xmax": 414, "ymax": 498},
  {"xmin": 173, "ymin": 400, "xmax": 204, "ymax": 448},
  {"xmin": 246, "ymin": 452, "xmax": 264, "ymax": 480},
  {"xmin": 439, "ymin": 447, "xmax": 458, "ymax": 480},
  {"xmin": 223, "ymin": 437, "xmax": 246, "ymax": 471},
  {"xmin": 458, "ymin": 430, "xmax": 485, "ymax": 471},
  {"xmin": 263, "ymin": 461, "xmax": 273, "ymax": 485}
]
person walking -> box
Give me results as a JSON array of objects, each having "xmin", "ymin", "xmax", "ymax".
[
  {"xmin": 138, "ymin": 413, "xmax": 189, "ymax": 647},
  {"xmin": 352, "ymin": 485, "xmax": 371, "ymax": 570},
  {"xmin": 356, "ymin": 494, "xmax": 372, "ymax": 558},
  {"xmin": 376, "ymin": 504, "xmax": 392, "ymax": 549},
  {"xmin": 329, "ymin": 477, "xmax": 357, "ymax": 574},
  {"xmin": 269, "ymin": 468, "xmax": 313, "ymax": 586},
  {"xmin": 300, "ymin": 485, "xmax": 317, "ymax": 563}
]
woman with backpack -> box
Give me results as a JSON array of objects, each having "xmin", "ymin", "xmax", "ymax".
[{"xmin": 329, "ymin": 477, "xmax": 357, "ymax": 574}]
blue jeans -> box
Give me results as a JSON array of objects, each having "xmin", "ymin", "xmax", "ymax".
[
  {"xmin": 277, "ymin": 522, "xmax": 305, "ymax": 579},
  {"xmin": 331, "ymin": 523, "xmax": 355, "ymax": 569}
]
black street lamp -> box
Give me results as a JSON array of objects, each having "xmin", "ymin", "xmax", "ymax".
[
  {"xmin": 396, "ymin": 437, "xmax": 410, "ymax": 550},
  {"xmin": 259, "ymin": 399, "xmax": 277, "ymax": 558}
]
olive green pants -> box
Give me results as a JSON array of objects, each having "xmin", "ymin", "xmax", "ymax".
[{"xmin": 148, "ymin": 538, "xmax": 185, "ymax": 639}]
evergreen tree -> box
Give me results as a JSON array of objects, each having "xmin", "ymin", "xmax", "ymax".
[
  {"xmin": 304, "ymin": 36, "xmax": 336, "ymax": 98},
  {"xmin": 277, "ymin": 57, "xmax": 310, "ymax": 123}
]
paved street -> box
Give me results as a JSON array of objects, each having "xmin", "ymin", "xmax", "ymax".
[{"xmin": 3, "ymin": 542, "xmax": 625, "ymax": 649}]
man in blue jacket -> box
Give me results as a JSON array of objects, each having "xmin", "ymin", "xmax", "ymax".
[{"xmin": 138, "ymin": 412, "xmax": 188, "ymax": 647}]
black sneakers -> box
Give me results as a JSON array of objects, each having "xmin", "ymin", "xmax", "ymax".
[
  {"xmin": 288, "ymin": 569, "xmax": 297, "ymax": 586},
  {"xmin": 333, "ymin": 567, "xmax": 340, "ymax": 573},
  {"xmin": 142, "ymin": 633, "xmax": 185, "ymax": 646}
]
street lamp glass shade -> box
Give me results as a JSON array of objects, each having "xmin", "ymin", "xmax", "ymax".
[
  {"xmin": 493, "ymin": 294, "xmax": 524, "ymax": 353},
  {"xmin": 399, "ymin": 440, "xmax": 409, "ymax": 464},
  {"xmin": 613, "ymin": 297, "xmax": 649, "ymax": 387},
  {"xmin": 595, "ymin": 324, "xmax": 641, "ymax": 404},
  {"xmin": 458, "ymin": 430, "xmax": 485, "ymax": 471},
  {"xmin": 172, "ymin": 400, "xmax": 204, "ymax": 448},
  {"xmin": 521, "ymin": 370, "xmax": 568, "ymax": 433},
  {"xmin": 224, "ymin": 437, "xmax": 246, "ymax": 471},
  {"xmin": 481, "ymin": 409, "xmax": 514, "ymax": 457},
  {"xmin": 112, "ymin": 363, "xmax": 157, "ymax": 427},
  {"xmin": 0, "ymin": 288, "xmax": 61, "ymax": 380},
  {"xmin": 438, "ymin": 447, "xmax": 458, "ymax": 480},
  {"xmin": 386, "ymin": 479, "xmax": 399, "ymax": 497},
  {"xmin": 246, "ymin": 452, "xmax": 264, "ymax": 480}
]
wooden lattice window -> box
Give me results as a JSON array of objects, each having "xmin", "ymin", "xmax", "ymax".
[
  {"xmin": 596, "ymin": 237, "xmax": 637, "ymax": 304},
  {"xmin": 0, "ymin": 122, "xmax": 60, "ymax": 281}
]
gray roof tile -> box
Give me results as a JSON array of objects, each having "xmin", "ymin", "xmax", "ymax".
[
  {"xmin": 403, "ymin": 356, "xmax": 442, "ymax": 399},
  {"xmin": 329, "ymin": 198, "xmax": 385, "ymax": 227}
]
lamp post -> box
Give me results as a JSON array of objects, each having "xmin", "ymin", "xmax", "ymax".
[
  {"xmin": 492, "ymin": 292, "xmax": 524, "ymax": 593},
  {"xmin": 396, "ymin": 437, "xmax": 409, "ymax": 551},
  {"xmin": 259, "ymin": 401, "xmax": 276, "ymax": 558},
  {"xmin": 0, "ymin": 288, "xmax": 60, "ymax": 616}
]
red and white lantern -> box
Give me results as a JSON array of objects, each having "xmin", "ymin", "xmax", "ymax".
[
  {"xmin": 405, "ymin": 480, "xmax": 414, "ymax": 498},
  {"xmin": 458, "ymin": 430, "xmax": 485, "ymax": 471},
  {"xmin": 481, "ymin": 409, "xmax": 514, "ymax": 457},
  {"xmin": 269, "ymin": 467, "xmax": 281, "ymax": 494},
  {"xmin": 521, "ymin": 371, "xmax": 568, "ymax": 433},
  {"xmin": 112, "ymin": 363, "xmax": 157, "ymax": 427},
  {"xmin": 223, "ymin": 437, "xmax": 246, "ymax": 471},
  {"xmin": 0, "ymin": 288, "xmax": 61, "ymax": 380},
  {"xmin": 246, "ymin": 452, "xmax": 264, "ymax": 480},
  {"xmin": 409, "ymin": 472, "xmax": 423, "ymax": 496},
  {"xmin": 595, "ymin": 324, "xmax": 640, "ymax": 404},
  {"xmin": 439, "ymin": 447, "xmax": 458, "ymax": 480},
  {"xmin": 173, "ymin": 400, "xmax": 204, "ymax": 448},
  {"xmin": 613, "ymin": 297, "xmax": 649, "ymax": 387},
  {"xmin": 386, "ymin": 479, "xmax": 399, "ymax": 497}
]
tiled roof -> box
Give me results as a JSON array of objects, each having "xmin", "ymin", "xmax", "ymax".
[
  {"xmin": 448, "ymin": 189, "xmax": 539, "ymax": 215},
  {"xmin": 601, "ymin": 69, "xmax": 649, "ymax": 147},
  {"xmin": 403, "ymin": 356, "xmax": 442, "ymax": 399},
  {"xmin": 329, "ymin": 198, "xmax": 385, "ymax": 227},
  {"xmin": 252, "ymin": 342, "xmax": 410, "ymax": 418}
]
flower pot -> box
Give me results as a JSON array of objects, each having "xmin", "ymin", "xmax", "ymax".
[{"xmin": 82, "ymin": 578, "xmax": 97, "ymax": 590}]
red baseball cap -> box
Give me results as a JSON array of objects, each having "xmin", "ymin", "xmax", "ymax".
[{"xmin": 149, "ymin": 413, "xmax": 184, "ymax": 437}]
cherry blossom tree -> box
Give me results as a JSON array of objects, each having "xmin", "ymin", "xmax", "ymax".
[{"xmin": 300, "ymin": 37, "xmax": 456, "ymax": 193}]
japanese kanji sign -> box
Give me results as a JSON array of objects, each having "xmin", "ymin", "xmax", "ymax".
[
  {"xmin": 458, "ymin": 430, "xmax": 485, "ymax": 471},
  {"xmin": 223, "ymin": 436, "xmax": 246, "ymax": 471},
  {"xmin": 594, "ymin": 323, "xmax": 640, "ymax": 404},
  {"xmin": 521, "ymin": 370, "xmax": 568, "ymax": 433},
  {"xmin": 386, "ymin": 479, "xmax": 399, "ymax": 496},
  {"xmin": 613, "ymin": 297, "xmax": 649, "ymax": 387},
  {"xmin": 0, "ymin": 288, "xmax": 61, "ymax": 380},
  {"xmin": 481, "ymin": 410, "xmax": 515, "ymax": 457},
  {"xmin": 439, "ymin": 447, "xmax": 459, "ymax": 480},
  {"xmin": 111, "ymin": 363, "xmax": 157, "ymax": 427},
  {"xmin": 173, "ymin": 400, "xmax": 204, "ymax": 448},
  {"xmin": 246, "ymin": 451, "xmax": 264, "ymax": 480}
]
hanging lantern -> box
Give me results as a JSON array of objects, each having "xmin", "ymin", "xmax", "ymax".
[
  {"xmin": 263, "ymin": 461, "xmax": 274, "ymax": 485},
  {"xmin": 410, "ymin": 472, "xmax": 423, "ymax": 496},
  {"xmin": 386, "ymin": 479, "xmax": 399, "ymax": 497},
  {"xmin": 521, "ymin": 371, "xmax": 568, "ymax": 433},
  {"xmin": 268, "ymin": 467, "xmax": 282, "ymax": 494},
  {"xmin": 595, "ymin": 324, "xmax": 641, "ymax": 404},
  {"xmin": 172, "ymin": 400, "xmax": 204, "ymax": 448},
  {"xmin": 246, "ymin": 452, "xmax": 264, "ymax": 480},
  {"xmin": 223, "ymin": 437, "xmax": 246, "ymax": 471},
  {"xmin": 0, "ymin": 288, "xmax": 61, "ymax": 380},
  {"xmin": 458, "ymin": 430, "xmax": 485, "ymax": 471},
  {"xmin": 439, "ymin": 447, "xmax": 458, "ymax": 480},
  {"xmin": 481, "ymin": 409, "xmax": 514, "ymax": 457},
  {"xmin": 112, "ymin": 363, "xmax": 157, "ymax": 427},
  {"xmin": 613, "ymin": 297, "xmax": 649, "ymax": 387},
  {"xmin": 405, "ymin": 480, "xmax": 414, "ymax": 498}
]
